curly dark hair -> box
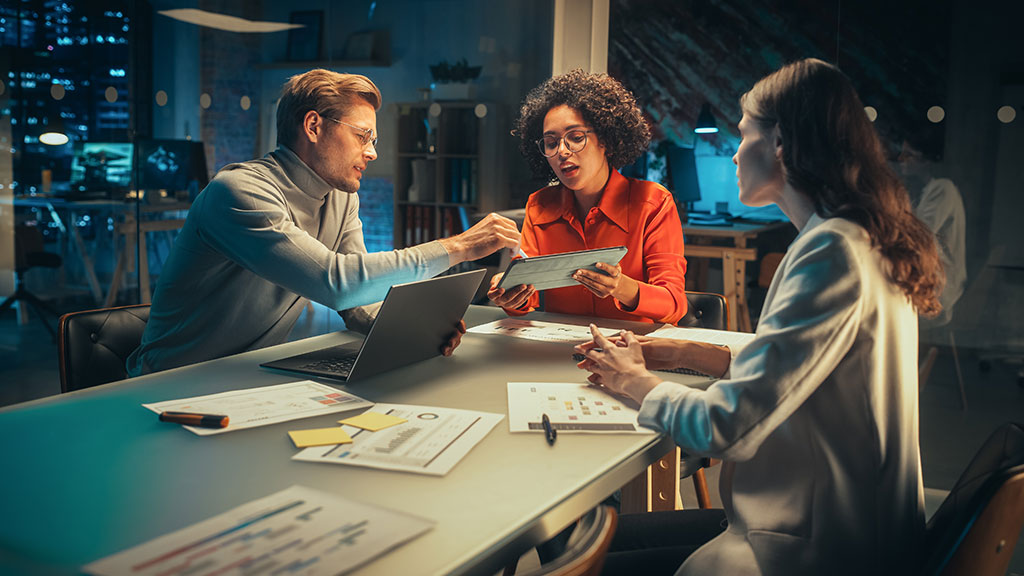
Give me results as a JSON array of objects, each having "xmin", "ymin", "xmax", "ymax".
[{"xmin": 514, "ymin": 69, "xmax": 651, "ymax": 180}]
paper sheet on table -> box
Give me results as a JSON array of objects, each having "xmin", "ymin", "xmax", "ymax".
[
  {"xmin": 468, "ymin": 318, "xmax": 620, "ymax": 343},
  {"xmin": 645, "ymin": 326, "xmax": 756, "ymax": 349},
  {"xmin": 143, "ymin": 380, "xmax": 372, "ymax": 436},
  {"xmin": 507, "ymin": 382, "xmax": 656, "ymax": 434},
  {"xmin": 83, "ymin": 485, "xmax": 434, "ymax": 576},
  {"xmin": 293, "ymin": 404, "xmax": 503, "ymax": 476}
]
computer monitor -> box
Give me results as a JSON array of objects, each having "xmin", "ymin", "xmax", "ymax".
[
  {"xmin": 69, "ymin": 142, "xmax": 134, "ymax": 194},
  {"xmin": 137, "ymin": 139, "xmax": 191, "ymax": 192},
  {"xmin": 667, "ymin": 145, "xmax": 701, "ymax": 206},
  {"xmin": 136, "ymin": 139, "xmax": 210, "ymax": 199}
]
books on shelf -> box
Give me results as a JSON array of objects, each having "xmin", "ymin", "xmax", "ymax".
[
  {"xmin": 446, "ymin": 158, "xmax": 477, "ymax": 204},
  {"xmin": 403, "ymin": 206, "xmax": 472, "ymax": 247}
]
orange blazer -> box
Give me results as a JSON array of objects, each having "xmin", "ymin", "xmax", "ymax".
[{"xmin": 508, "ymin": 169, "xmax": 687, "ymax": 323}]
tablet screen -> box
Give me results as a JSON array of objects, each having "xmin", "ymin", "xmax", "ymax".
[{"xmin": 498, "ymin": 246, "xmax": 628, "ymax": 291}]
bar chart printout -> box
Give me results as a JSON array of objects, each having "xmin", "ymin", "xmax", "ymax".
[{"xmin": 83, "ymin": 485, "xmax": 434, "ymax": 576}]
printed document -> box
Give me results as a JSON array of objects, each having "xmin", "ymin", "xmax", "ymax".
[
  {"xmin": 293, "ymin": 404, "xmax": 503, "ymax": 476},
  {"xmin": 143, "ymin": 380, "xmax": 372, "ymax": 436},
  {"xmin": 84, "ymin": 485, "xmax": 434, "ymax": 576},
  {"xmin": 507, "ymin": 382, "xmax": 656, "ymax": 434},
  {"xmin": 645, "ymin": 325, "xmax": 756, "ymax": 349},
  {"xmin": 468, "ymin": 318, "xmax": 619, "ymax": 343}
]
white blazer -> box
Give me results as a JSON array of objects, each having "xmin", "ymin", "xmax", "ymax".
[{"xmin": 639, "ymin": 214, "xmax": 925, "ymax": 575}]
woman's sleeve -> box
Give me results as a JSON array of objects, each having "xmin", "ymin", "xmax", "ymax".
[
  {"xmin": 197, "ymin": 175, "xmax": 451, "ymax": 312},
  {"xmin": 617, "ymin": 192, "xmax": 688, "ymax": 323},
  {"xmin": 636, "ymin": 229, "xmax": 863, "ymax": 461},
  {"xmin": 502, "ymin": 205, "xmax": 541, "ymax": 316}
]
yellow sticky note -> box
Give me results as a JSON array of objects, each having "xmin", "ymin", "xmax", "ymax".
[
  {"xmin": 339, "ymin": 412, "xmax": 407, "ymax": 431},
  {"xmin": 288, "ymin": 427, "xmax": 353, "ymax": 448}
]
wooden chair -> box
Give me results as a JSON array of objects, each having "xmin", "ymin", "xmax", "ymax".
[
  {"xmin": 920, "ymin": 422, "xmax": 1024, "ymax": 575},
  {"xmin": 57, "ymin": 304, "xmax": 150, "ymax": 393},
  {"xmin": 512, "ymin": 505, "xmax": 618, "ymax": 576}
]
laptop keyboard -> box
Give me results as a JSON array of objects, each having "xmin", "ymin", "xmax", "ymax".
[
  {"xmin": 571, "ymin": 353, "xmax": 713, "ymax": 379},
  {"xmin": 301, "ymin": 355, "xmax": 357, "ymax": 376}
]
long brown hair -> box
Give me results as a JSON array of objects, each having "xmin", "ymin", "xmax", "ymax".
[{"xmin": 741, "ymin": 58, "xmax": 942, "ymax": 316}]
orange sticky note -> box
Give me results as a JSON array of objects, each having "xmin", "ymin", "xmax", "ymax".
[
  {"xmin": 339, "ymin": 412, "xmax": 407, "ymax": 431},
  {"xmin": 288, "ymin": 427, "xmax": 353, "ymax": 448}
]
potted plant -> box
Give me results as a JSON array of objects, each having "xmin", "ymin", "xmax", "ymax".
[{"xmin": 429, "ymin": 59, "xmax": 482, "ymax": 100}]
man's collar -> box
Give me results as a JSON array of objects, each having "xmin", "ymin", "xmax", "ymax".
[
  {"xmin": 530, "ymin": 169, "xmax": 630, "ymax": 232},
  {"xmin": 272, "ymin": 145, "xmax": 335, "ymax": 201}
]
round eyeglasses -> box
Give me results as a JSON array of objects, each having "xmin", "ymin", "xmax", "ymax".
[
  {"xmin": 536, "ymin": 129, "xmax": 593, "ymax": 158},
  {"xmin": 323, "ymin": 115, "xmax": 378, "ymax": 149}
]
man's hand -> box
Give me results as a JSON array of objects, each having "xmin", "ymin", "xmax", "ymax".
[
  {"xmin": 437, "ymin": 213, "xmax": 521, "ymax": 265},
  {"xmin": 441, "ymin": 319, "xmax": 467, "ymax": 357},
  {"xmin": 487, "ymin": 273, "xmax": 536, "ymax": 310},
  {"xmin": 572, "ymin": 262, "xmax": 639, "ymax": 308},
  {"xmin": 574, "ymin": 325, "xmax": 662, "ymax": 403}
]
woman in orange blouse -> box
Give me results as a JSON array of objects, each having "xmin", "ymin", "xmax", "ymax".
[{"xmin": 488, "ymin": 70, "xmax": 687, "ymax": 323}]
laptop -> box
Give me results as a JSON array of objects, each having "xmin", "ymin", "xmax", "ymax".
[{"xmin": 261, "ymin": 269, "xmax": 486, "ymax": 381}]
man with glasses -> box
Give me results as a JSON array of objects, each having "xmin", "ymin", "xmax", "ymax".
[{"xmin": 128, "ymin": 69, "xmax": 520, "ymax": 376}]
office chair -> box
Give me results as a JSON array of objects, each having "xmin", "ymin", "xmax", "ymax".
[
  {"xmin": 0, "ymin": 225, "xmax": 64, "ymax": 338},
  {"xmin": 57, "ymin": 304, "xmax": 150, "ymax": 393},
  {"xmin": 509, "ymin": 505, "xmax": 618, "ymax": 576},
  {"xmin": 677, "ymin": 291, "xmax": 729, "ymax": 509},
  {"xmin": 920, "ymin": 422, "xmax": 1024, "ymax": 576}
]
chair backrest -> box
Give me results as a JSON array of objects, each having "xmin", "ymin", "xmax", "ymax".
[
  {"xmin": 14, "ymin": 225, "xmax": 61, "ymax": 272},
  {"xmin": 58, "ymin": 304, "xmax": 150, "ymax": 393},
  {"xmin": 921, "ymin": 422, "xmax": 1024, "ymax": 576},
  {"xmin": 757, "ymin": 251, "xmax": 785, "ymax": 289},
  {"xmin": 678, "ymin": 291, "xmax": 728, "ymax": 331},
  {"xmin": 517, "ymin": 505, "xmax": 618, "ymax": 576}
]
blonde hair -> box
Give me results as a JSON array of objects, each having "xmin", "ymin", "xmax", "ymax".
[{"xmin": 276, "ymin": 69, "xmax": 381, "ymax": 147}]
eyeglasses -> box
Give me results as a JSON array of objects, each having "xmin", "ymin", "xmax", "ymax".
[
  {"xmin": 536, "ymin": 129, "xmax": 593, "ymax": 158},
  {"xmin": 323, "ymin": 115, "xmax": 378, "ymax": 149}
]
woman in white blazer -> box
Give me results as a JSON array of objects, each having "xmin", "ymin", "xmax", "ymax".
[{"xmin": 576, "ymin": 58, "xmax": 943, "ymax": 575}]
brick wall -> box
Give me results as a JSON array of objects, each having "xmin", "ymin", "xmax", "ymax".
[
  {"xmin": 199, "ymin": 0, "xmax": 262, "ymax": 172},
  {"xmin": 358, "ymin": 177, "xmax": 394, "ymax": 253}
]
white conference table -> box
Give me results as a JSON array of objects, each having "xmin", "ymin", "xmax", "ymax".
[{"xmin": 0, "ymin": 306, "xmax": 697, "ymax": 575}]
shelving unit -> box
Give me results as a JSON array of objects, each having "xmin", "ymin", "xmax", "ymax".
[{"xmin": 391, "ymin": 100, "xmax": 503, "ymax": 249}]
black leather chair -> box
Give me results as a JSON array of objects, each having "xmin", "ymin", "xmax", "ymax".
[
  {"xmin": 679, "ymin": 291, "xmax": 728, "ymax": 331},
  {"xmin": 920, "ymin": 422, "xmax": 1024, "ymax": 576},
  {"xmin": 677, "ymin": 291, "xmax": 729, "ymax": 509},
  {"xmin": 0, "ymin": 225, "xmax": 64, "ymax": 338},
  {"xmin": 57, "ymin": 304, "xmax": 150, "ymax": 393}
]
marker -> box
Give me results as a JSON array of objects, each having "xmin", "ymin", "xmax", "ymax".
[
  {"xmin": 159, "ymin": 411, "xmax": 229, "ymax": 429},
  {"xmin": 541, "ymin": 413, "xmax": 557, "ymax": 445},
  {"xmin": 516, "ymin": 247, "xmax": 529, "ymax": 260}
]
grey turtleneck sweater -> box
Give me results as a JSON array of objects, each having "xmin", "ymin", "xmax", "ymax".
[{"xmin": 127, "ymin": 147, "xmax": 450, "ymax": 376}]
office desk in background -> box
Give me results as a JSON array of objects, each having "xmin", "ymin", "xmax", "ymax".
[
  {"xmin": 7, "ymin": 196, "xmax": 189, "ymax": 307},
  {"xmin": 0, "ymin": 306, "xmax": 691, "ymax": 576},
  {"xmin": 683, "ymin": 219, "xmax": 791, "ymax": 332}
]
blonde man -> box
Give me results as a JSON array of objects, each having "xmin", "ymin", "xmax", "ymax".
[{"xmin": 128, "ymin": 70, "xmax": 519, "ymax": 375}]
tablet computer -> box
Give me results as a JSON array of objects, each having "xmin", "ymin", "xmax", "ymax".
[{"xmin": 498, "ymin": 246, "xmax": 628, "ymax": 291}]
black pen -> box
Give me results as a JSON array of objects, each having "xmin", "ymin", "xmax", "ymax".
[{"xmin": 542, "ymin": 413, "xmax": 557, "ymax": 445}]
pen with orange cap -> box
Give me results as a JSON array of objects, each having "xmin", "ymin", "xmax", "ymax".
[{"xmin": 158, "ymin": 411, "xmax": 229, "ymax": 429}]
